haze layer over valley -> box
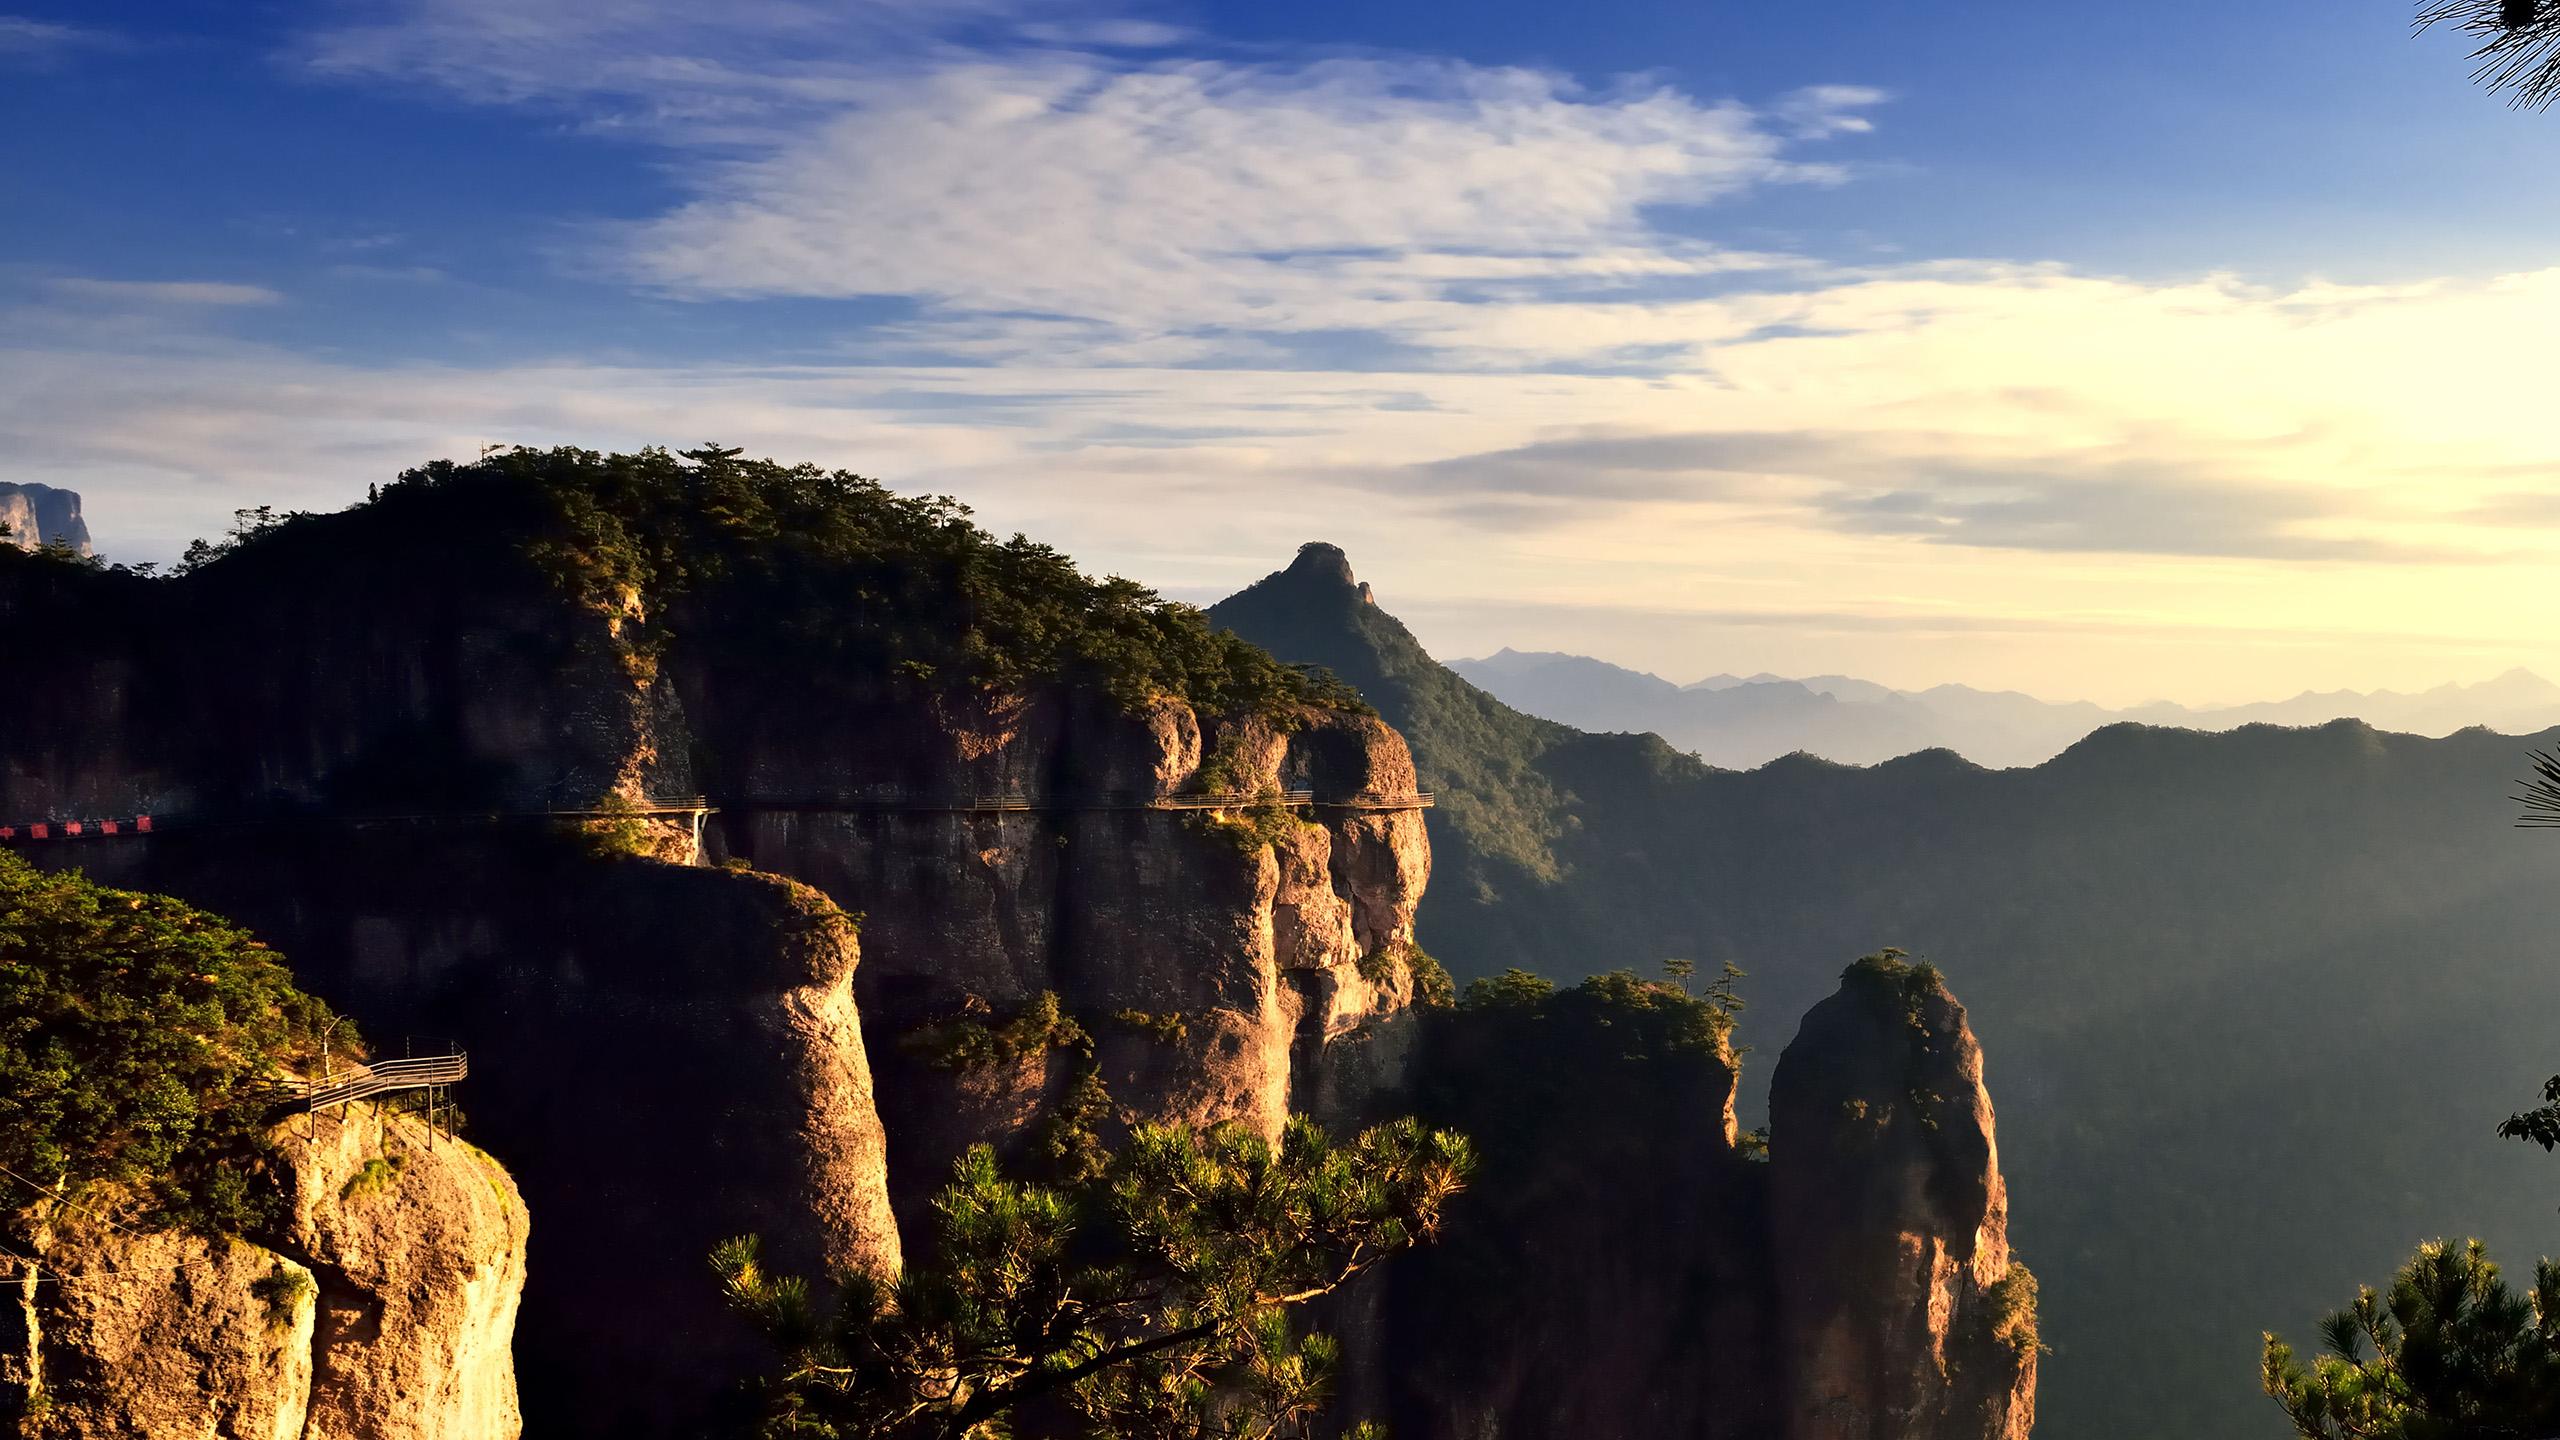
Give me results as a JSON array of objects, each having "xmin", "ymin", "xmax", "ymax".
[{"xmin": 1452, "ymin": 648, "xmax": 2560, "ymax": 769}]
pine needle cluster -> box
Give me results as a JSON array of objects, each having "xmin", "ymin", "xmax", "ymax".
[{"xmin": 715, "ymin": 1116, "xmax": 1472, "ymax": 1439}]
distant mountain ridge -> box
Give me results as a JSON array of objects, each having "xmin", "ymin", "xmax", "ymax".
[
  {"xmin": 1452, "ymin": 646, "xmax": 2560, "ymax": 768},
  {"xmin": 1214, "ymin": 542, "xmax": 2560, "ymax": 1440}
]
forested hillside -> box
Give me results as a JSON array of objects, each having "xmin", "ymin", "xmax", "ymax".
[{"xmin": 1214, "ymin": 542, "xmax": 2560, "ymax": 1440}]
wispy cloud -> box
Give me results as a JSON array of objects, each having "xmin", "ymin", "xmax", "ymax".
[
  {"xmin": 618, "ymin": 63, "xmax": 1872, "ymax": 347},
  {"xmin": 6, "ymin": 0, "xmax": 2543, "ymax": 700},
  {"xmin": 48, "ymin": 278, "xmax": 285, "ymax": 306},
  {"xmin": 1399, "ymin": 428, "xmax": 2440, "ymax": 561},
  {"xmin": 0, "ymin": 15, "xmax": 116, "ymax": 62},
  {"xmin": 298, "ymin": 0, "xmax": 1883, "ymax": 363}
]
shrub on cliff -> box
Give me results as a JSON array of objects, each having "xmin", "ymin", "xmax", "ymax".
[
  {"xmin": 0, "ymin": 852, "xmax": 349, "ymax": 1233},
  {"xmin": 715, "ymin": 1115, "xmax": 1473, "ymax": 1439}
]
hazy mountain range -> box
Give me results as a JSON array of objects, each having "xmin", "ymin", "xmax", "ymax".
[
  {"xmin": 1451, "ymin": 647, "xmax": 2560, "ymax": 768},
  {"xmin": 1214, "ymin": 544, "xmax": 2560, "ymax": 1440}
]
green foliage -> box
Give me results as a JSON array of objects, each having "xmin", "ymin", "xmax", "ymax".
[
  {"xmin": 1109, "ymin": 1009, "xmax": 1190, "ymax": 1045},
  {"xmin": 1843, "ymin": 948, "xmax": 1943, "ymax": 1026},
  {"xmin": 1456, "ymin": 967, "xmax": 1736, "ymax": 1052},
  {"xmin": 0, "ymin": 852, "xmax": 350, "ymax": 1234},
  {"xmin": 339, "ymin": 1152, "xmax": 409, "ymax": 1204},
  {"xmin": 1030, "ymin": 1063, "xmax": 1116, "ymax": 1187},
  {"xmin": 1985, "ymin": 1263, "xmax": 2043, "ymax": 1356},
  {"xmin": 341, "ymin": 446, "xmax": 1368, "ymax": 719},
  {"xmin": 906, "ymin": 994, "xmax": 1117, "ymax": 1183},
  {"xmin": 1459, "ymin": 968, "xmax": 1556, "ymax": 1010},
  {"xmin": 2262, "ymin": 1238, "xmax": 2560, "ymax": 1439},
  {"xmin": 249, "ymin": 1264, "xmax": 315, "ymax": 1333},
  {"xmin": 574, "ymin": 793, "xmax": 656, "ymax": 859},
  {"xmin": 1198, "ymin": 803, "xmax": 1312, "ymax": 857},
  {"xmin": 714, "ymin": 1115, "xmax": 1473, "ymax": 1439},
  {"xmin": 1355, "ymin": 941, "xmax": 1452, "ymax": 1007},
  {"xmin": 901, "ymin": 992, "xmax": 1092, "ymax": 1072},
  {"xmin": 1404, "ymin": 945, "xmax": 1456, "ymax": 1008},
  {"xmin": 2498, "ymin": 1073, "xmax": 2560, "ymax": 1153}
]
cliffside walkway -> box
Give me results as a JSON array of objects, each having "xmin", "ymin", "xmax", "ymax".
[
  {"xmin": 725, "ymin": 789, "xmax": 1435, "ymax": 814},
  {"xmin": 0, "ymin": 790, "xmax": 1431, "ymax": 844},
  {"xmin": 300, "ymin": 1052, "xmax": 470, "ymax": 1114}
]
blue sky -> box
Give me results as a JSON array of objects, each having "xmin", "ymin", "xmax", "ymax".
[{"xmin": 8, "ymin": 0, "xmax": 2560, "ymax": 703}]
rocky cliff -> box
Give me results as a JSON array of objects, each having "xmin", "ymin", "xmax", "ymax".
[
  {"xmin": 0, "ymin": 452, "xmax": 1431, "ymax": 1435},
  {"xmin": 9, "ymin": 1108, "xmax": 526, "ymax": 1440},
  {"xmin": 0, "ymin": 485, "xmax": 86, "ymax": 557},
  {"xmin": 1365, "ymin": 957, "xmax": 2035, "ymax": 1440},
  {"xmin": 0, "ymin": 453, "xmax": 2031, "ymax": 1439},
  {"xmin": 1770, "ymin": 956, "xmax": 2036, "ymax": 1440}
]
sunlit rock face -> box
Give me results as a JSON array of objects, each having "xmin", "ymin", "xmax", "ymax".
[
  {"xmin": 1770, "ymin": 960, "xmax": 2037, "ymax": 1440},
  {"xmin": 0, "ymin": 484, "xmax": 87, "ymax": 556},
  {"xmin": 705, "ymin": 690, "xmax": 1434, "ymax": 1228},
  {"xmin": 11, "ymin": 1109, "xmax": 527, "ymax": 1440}
]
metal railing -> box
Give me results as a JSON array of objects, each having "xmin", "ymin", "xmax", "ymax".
[
  {"xmin": 0, "ymin": 788, "xmax": 1434, "ymax": 845},
  {"xmin": 728, "ymin": 789, "xmax": 1434, "ymax": 813},
  {"xmin": 300, "ymin": 1053, "xmax": 469, "ymax": 1114}
]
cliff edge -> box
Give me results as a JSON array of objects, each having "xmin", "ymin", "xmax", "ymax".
[
  {"xmin": 0, "ymin": 485, "xmax": 87, "ymax": 557},
  {"xmin": 10, "ymin": 1108, "xmax": 526, "ymax": 1440}
]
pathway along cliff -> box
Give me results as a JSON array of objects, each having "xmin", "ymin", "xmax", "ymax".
[{"xmin": 0, "ymin": 448, "xmax": 2036, "ymax": 1439}]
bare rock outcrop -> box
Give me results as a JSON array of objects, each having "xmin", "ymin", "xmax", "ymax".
[
  {"xmin": 713, "ymin": 694, "xmax": 1435, "ymax": 1228},
  {"xmin": 0, "ymin": 485, "xmax": 87, "ymax": 556},
  {"xmin": 1347, "ymin": 957, "xmax": 2034, "ymax": 1440},
  {"xmin": 1769, "ymin": 956, "xmax": 2037, "ymax": 1440},
  {"xmin": 9, "ymin": 1108, "xmax": 527, "ymax": 1440}
]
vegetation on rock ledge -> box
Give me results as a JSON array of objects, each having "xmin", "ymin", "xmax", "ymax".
[
  {"xmin": 0, "ymin": 852, "xmax": 351, "ymax": 1235},
  {"xmin": 192, "ymin": 445, "xmax": 1372, "ymax": 721}
]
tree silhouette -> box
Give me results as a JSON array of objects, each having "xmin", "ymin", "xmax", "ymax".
[{"xmin": 2420, "ymin": 0, "xmax": 2560, "ymax": 107}]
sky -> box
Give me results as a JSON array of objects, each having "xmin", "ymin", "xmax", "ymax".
[{"xmin": 6, "ymin": 1, "xmax": 2560, "ymax": 706}]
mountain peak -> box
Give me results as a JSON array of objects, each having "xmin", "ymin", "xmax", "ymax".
[{"xmin": 1280, "ymin": 541, "xmax": 1370, "ymax": 603}]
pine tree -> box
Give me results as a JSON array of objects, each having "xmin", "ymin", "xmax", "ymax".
[
  {"xmin": 716, "ymin": 1115, "xmax": 1472, "ymax": 1439},
  {"xmin": 2262, "ymin": 1238, "xmax": 2560, "ymax": 1438}
]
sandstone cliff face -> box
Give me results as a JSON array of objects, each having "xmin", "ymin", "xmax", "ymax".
[
  {"xmin": 1769, "ymin": 958, "xmax": 2036, "ymax": 1440},
  {"xmin": 11, "ymin": 1108, "xmax": 526, "ymax": 1440},
  {"xmin": 51, "ymin": 841, "xmax": 904, "ymax": 1438},
  {"xmin": 0, "ymin": 484, "xmax": 87, "ymax": 556},
  {"xmin": 703, "ymin": 691, "xmax": 1433, "ymax": 1224},
  {"xmin": 0, "ymin": 520, "xmax": 1443, "ymax": 1281}
]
